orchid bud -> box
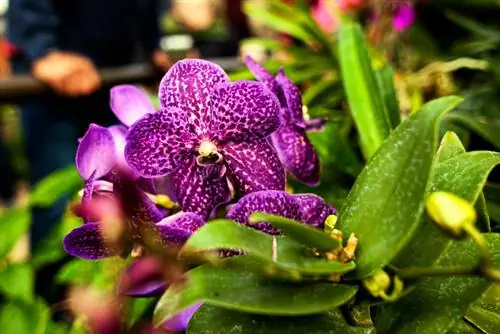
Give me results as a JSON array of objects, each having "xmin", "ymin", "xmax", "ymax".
[
  {"xmin": 425, "ymin": 192, "xmax": 476, "ymax": 239},
  {"xmin": 324, "ymin": 214, "xmax": 338, "ymax": 234},
  {"xmin": 362, "ymin": 269, "xmax": 391, "ymax": 298}
]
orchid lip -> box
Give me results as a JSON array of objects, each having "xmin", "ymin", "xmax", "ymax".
[{"xmin": 196, "ymin": 140, "xmax": 222, "ymax": 166}]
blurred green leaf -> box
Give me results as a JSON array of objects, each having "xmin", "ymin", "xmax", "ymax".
[
  {"xmin": 29, "ymin": 165, "xmax": 82, "ymax": 207},
  {"xmin": 243, "ymin": 1, "xmax": 314, "ymax": 44},
  {"xmin": 394, "ymin": 139, "xmax": 500, "ymax": 268},
  {"xmin": 127, "ymin": 298, "xmax": 155, "ymax": 328},
  {"xmin": 448, "ymin": 112, "xmax": 500, "ymax": 150},
  {"xmin": 56, "ymin": 258, "xmax": 101, "ymax": 285},
  {"xmin": 446, "ymin": 11, "xmax": 500, "ymax": 40},
  {"xmin": 375, "ymin": 233, "xmax": 500, "ymax": 333},
  {"xmin": 250, "ymin": 213, "xmax": 341, "ymax": 251},
  {"xmin": 184, "ymin": 220, "xmax": 354, "ymax": 276},
  {"xmin": 0, "ymin": 208, "xmax": 30, "ymax": 259},
  {"xmin": 338, "ymin": 19, "xmax": 391, "ymax": 159},
  {"xmin": 188, "ymin": 305, "xmax": 374, "ymax": 334},
  {"xmin": 0, "ymin": 299, "xmax": 49, "ymax": 334},
  {"xmin": 153, "ymin": 257, "xmax": 357, "ymax": 326},
  {"xmin": 308, "ymin": 122, "xmax": 362, "ymax": 178},
  {"xmin": 338, "ymin": 96, "xmax": 462, "ymax": 278},
  {"xmin": 374, "ymin": 64, "xmax": 401, "ymax": 129},
  {"xmin": 447, "ymin": 320, "xmax": 482, "ymax": 334},
  {"xmin": 0, "ymin": 264, "xmax": 34, "ymax": 303},
  {"xmin": 31, "ymin": 214, "xmax": 80, "ymax": 268}
]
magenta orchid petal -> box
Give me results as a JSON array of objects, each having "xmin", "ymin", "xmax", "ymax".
[
  {"xmin": 244, "ymin": 56, "xmax": 281, "ymax": 98},
  {"xmin": 76, "ymin": 124, "xmax": 116, "ymax": 180},
  {"xmin": 110, "ymin": 85, "xmax": 156, "ymax": 127},
  {"xmin": 159, "ymin": 59, "xmax": 229, "ymax": 136},
  {"xmin": 294, "ymin": 194, "xmax": 336, "ymax": 228},
  {"xmin": 393, "ymin": 2, "xmax": 416, "ymax": 32},
  {"xmin": 210, "ymin": 81, "xmax": 281, "ymax": 143},
  {"xmin": 271, "ymin": 126, "xmax": 320, "ymax": 186},
  {"xmin": 227, "ymin": 190, "xmax": 302, "ymax": 234},
  {"xmin": 276, "ymin": 69, "xmax": 304, "ymax": 126},
  {"xmin": 125, "ymin": 107, "xmax": 198, "ymax": 177},
  {"xmin": 119, "ymin": 257, "xmax": 167, "ymax": 297},
  {"xmin": 172, "ymin": 158, "xmax": 231, "ymax": 219},
  {"xmin": 155, "ymin": 212, "xmax": 206, "ymax": 245},
  {"xmin": 163, "ymin": 303, "xmax": 202, "ymax": 332},
  {"xmin": 221, "ymin": 140, "xmax": 285, "ymax": 195},
  {"xmin": 63, "ymin": 223, "xmax": 116, "ymax": 260}
]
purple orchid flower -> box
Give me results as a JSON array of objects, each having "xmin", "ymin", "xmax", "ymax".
[
  {"xmin": 245, "ymin": 56, "xmax": 323, "ymax": 186},
  {"xmin": 227, "ymin": 190, "xmax": 336, "ymax": 234},
  {"xmin": 64, "ymin": 125, "xmax": 206, "ymax": 260},
  {"xmin": 124, "ymin": 59, "xmax": 285, "ymax": 219}
]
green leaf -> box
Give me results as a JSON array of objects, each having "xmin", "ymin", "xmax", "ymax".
[
  {"xmin": 465, "ymin": 285, "xmax": 500, "ymax": 333},
  {"xmin": 446, "ymin": 320, "xmax": 482, "ymax": 334},
  {"xmin": 374, "ymin": 64, "xmax": 401, "ymax": 129},
  {"xmin": 56, "ymin": 259, "xmax": 102, "ymax": 285},
  {"xmin": 338, "ymin": 96, "xmax": 463, "ymax": 278},
  {"xmin": 0, "ymin": 264, "xmax": 34, "ymax": 303},
  {"xmin": 436, "ymin": 131, "xmax": 467, "ymax": 161},
  {"xmin": 0, "ymin": 208, "xmax": 31, "ymax": 259},
  {"xmin": 338, "ymin": 19, "xmax": 391, "ymax": 159},
  {"xmin": 127, "ymin": 298, "xmax": 155, "ymax": 328},
  {"xmin": 447, "ymin": 112, "xmax": 500, "ymax": 150},
  {"xmin": 393, "ymin": 150, "xmax": 500, "ymax": 268},
  {"xmin": 29, "ymin": 165, "xmax": 82, "ymax": 207},
  {"xmin": 0, "ymin": 299, "xmax": 50, "ymax": 334},
  {"xmin": 250, "ymin": 213, "xmax": 341, "ymax": 251},
  {"xmin": 374, "ymin": 233, "xmax": 500, "ymax": 334},
  {"xmin": 153, "ymin": 257, "xmax": 358, "ymax": 326},
  {"xmin": 184, "ymin": 220, "xmax": 354, "ymax": 276},
  {"xmin": 188, "ymin": 305, "xmax": 374, "ymax": 334},
  {"xmin": 243, "ymin": 1, "xmax": 314, "ymax": 43}
]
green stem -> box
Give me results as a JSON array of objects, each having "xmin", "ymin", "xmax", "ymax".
[
  {"xmin": 462, "ymin": 223, "xmax": 491, "ymax": 266},
  {"xmin": 396, "ymin": 265, "xmax": 481, "ymax": 280}
]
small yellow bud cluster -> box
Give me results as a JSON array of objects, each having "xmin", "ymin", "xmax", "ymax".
[{"xmin": 362, "ymin": 269, "xmax": 403, "ymax": 302}]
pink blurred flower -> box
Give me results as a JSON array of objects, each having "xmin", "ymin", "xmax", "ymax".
[
  {"xmin": 393, "ymin": 2, "xmax": 416, "ymax": 32},
  {"xmin": 337, "ymin": 0, "xmax": 366, "ymax": 11},
  {"xmin": 311, "ymin": 0, "xmax": 338, "ymax": 33}
]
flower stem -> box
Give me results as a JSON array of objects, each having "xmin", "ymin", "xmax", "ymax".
[{"xmin": 396, "ymin": 265, "xmax": 481, "ymax": 280}]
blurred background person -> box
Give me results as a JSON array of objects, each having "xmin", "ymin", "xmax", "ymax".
[{"xmin": 6, "ymin": 0, "xmax": 171, "ymax": 248}]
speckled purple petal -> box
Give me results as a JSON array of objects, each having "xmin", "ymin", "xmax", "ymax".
[
  {"xmin": 125, "ymin": 107, "xmax": 197, "ymax": 177},
  {"xmin": 294, "ymin": 193, "xmax": 336, "ymax": 228},
  {"xmin": 271, "ymin": 125, "xmax": 320, "ymax": 186},
  {"xmin": 163, "ymin": 303, "xmax": 202, "ymax": 332},
  {"xmin": 159, "ymin": 59, "xmax": 229, "ymax": 136},
  {"xmin": 244, "ymin": 56, "xmax": 281, "ymax": 99},
  {"xmin": 108, "ymin": 124, "xmax": 138, "ymax": 177},
  {"xmin": 209, "ymin": 81, "xmax": 281, "ymax": 143},
  {"xmin": 276, "ymin": 69, "xmax": 305, "ymax": 126},
  {"xmin": 110, "ymin": 85, "xmax": 156, "ymax": 127},
  {"xmin": 171, "ymin": 158, "xmax": 231, "ymax": 219},
  {"xmin": 118, "ymin": 257, "xmax": 167, "ymax": 297},
  {"xmin": 305, "ymin": 117, "xmax": 327, "ymax": 132},
  {"xmin": 221, "ymin": 140, "xmax": 285, "ymax": 195},
  {"xmin": 76, "ymin": 124, "xmax": 116, "ymax": 180},
  {"xmin": 156, "ymin": 212, "xmax": 205, "ymax": 245},
  {"xmin": 227, "ymin": 190, "xmax": 301, "ymax": 234},
  {"xmin": 63, "ymin": 223, "xmax": 115, "ymax": 260}
]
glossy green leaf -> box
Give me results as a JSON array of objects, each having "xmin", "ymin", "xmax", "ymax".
[
  {"xmin": 465, "ymin": 285, "xmax": 500, "ymax": 334},
  {"xmin": 374, "ymin": 233, "xmax": 500, "ymax": 334},
  {"xmin": 393, "ymin": 150, "xmax": 500, "ymax": 268},
  {"xmin": 338, "ymin": 96, "xmax": 463, "ymax": 278},
  {"xmin": 338, "ymin": 19, "xmax": 391, "ymax": 159},
  {"xmin": 249, "ymin": 213, "xmax": 341, "ymax": 251},
  {"xmin": 446, "ymin": 321, "xmax": 482, "ymax": 334},
  {"xmin": 436, "ymin": 131, "xmax": 467, "ymax": 161},
  {"xmin": 0, "ymin": 208, "xmax": 30, "ymax": 259},
  {"xmin": 448, "ymin": 112, "xmax": 500, "ymax": 150},
  {"xmin": 0, "ymin": 264, "xmax": 34, "ymax": 303},
  {"xmin": 374, "ymin": 64, "xmax": 401, "ymax": 129},
  {"xmin": 188, "ymin": 305, "xmax": 374, "ymax": 334},
  {"xmin": 153, "ymin": 257, "xmax": 358, "ymax": 326},
  {"xmin": 29, "ymin": 165, "xmax": 82, "ymax": 207},
  {"xmin": 184, "ymin": 220, "xmax": 354, "ymax": 276}
]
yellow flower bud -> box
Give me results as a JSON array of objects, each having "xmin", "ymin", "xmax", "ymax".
[
  {"xmin": 324, "ymin": 214, "xmax": 338, "ymax": 233},
  {"xmin": 362, "ymin": 269, "xmax": 391, "ymax": 298},
  {"xmin": 425, "ymin": 192, "xmax": 476, "ymax": 239}
]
